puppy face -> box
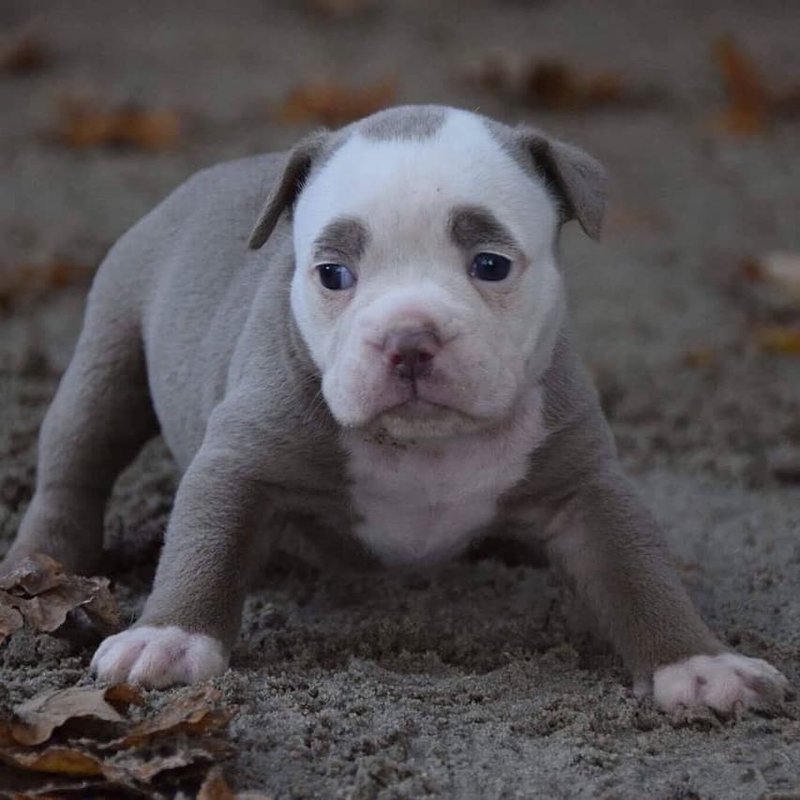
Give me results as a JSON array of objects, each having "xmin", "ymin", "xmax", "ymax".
[{"xmin": 289, "ymin": 111, "xmax": 565, "ymax": 439}]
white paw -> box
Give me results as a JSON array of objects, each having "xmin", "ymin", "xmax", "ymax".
[
  {"xmin": 91, "ymin": 625, "xmax": 227, "ymax": 688},
  {"xmin": 653, "ymin": 653, "xmax": 790, "ymax": 713}
]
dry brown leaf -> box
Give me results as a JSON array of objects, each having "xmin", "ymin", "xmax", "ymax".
[
  {"xmin": 277, "ymin": 80, "xmax": 397, "ymax": 126},
  {"xmin": 774, "ymin": 85, "xmax": 800, "ymax": 117},
  {"xmin": 524, "ymin": 60, "xmax": 626, "ymax": 110},
  {"xmin": 741, "ymin": 252, "xmax": 800, "ymax": 303},
  {"xmin": 0, "ymin": 681, "xmax": 234, "ymax": 797},
  {"xmin": 714, "ymin": 35, "xmax": 771, "ymax": 135},
  {"xmin": 58, "ymin": 101, "xmax": 180, "ymax": 150},
  {"xmin": 0, "ymin": 778, "xmax": 115, "ymax": 799},
  {"xmin": 0, "ymin": 33, "xmax": 48, "ymax": 74},
  {"xmin": 303, "ymin": 0, "xmax": 374, "ymax": 18},
  {"xmin": 0, "ymin": 554, "xmax": 121, "ymax": 645},
  {"xmin": 684, "ymin": 348, "xmax": 716, "ymax": 369},
  {"xmin": 0, "ymin": 260, "xmax": 96, "ymax": 305},
  {"xmin": 0, "ymin": 604, "xmax": 23, "ymax": 645},
  {"xmin": 121, "ymin": 685, "xmax": 231, "ymax": 748},
  {"xmin": 8, "ymin": 685, "xmax": 138, "ymax": 747},
  {"xmin": 104, "ymin": 744, "xmax": 225, "ymax": 785},
  {"xmin": 756, "ymin": 326, "xmax": 800, "ymax": 355},
  {"xmin": 0, "ymin": 746, "xmax": 104, "ymax": 776},
  {"xmin": 0, "ymin": 554, "xmax": 64, "ymax": 595},
  {"xmin": 197, "ymin": 766, "xmax": 237, "ymax": 800},
  {"xmin": 197, "ymin": 768, "xmax": 274, "ymax": 800},
  {"xmin": 464, "ymin": 53, "xmax": 639, "ymax": 111}
]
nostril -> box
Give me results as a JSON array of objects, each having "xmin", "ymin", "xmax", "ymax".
[{"xmin": 384, "ymin": 329, "xmax": 441, "ymax": 381}]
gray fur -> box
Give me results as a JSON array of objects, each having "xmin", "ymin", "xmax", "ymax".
[
  {"xmin": 359, "ymin": 105, "xmax": 447, "ymax": 141},
  {"xmin": 248, "ymin": 131, "xmax": 329, "ymax": 250},
  {"xmin": 313, "ymin": 216, "xmax": 370, "ymax": 263},
  {"xmin": 0, "ymin": 106, "xmax": 757, "ymax": 697},
  {"xmin": 449, "ymin": 205, "xmax": 520, "ymax": 253},
  {"xmin": 486, "ymin": 119, "xmax": 608, "ymax": 240}
]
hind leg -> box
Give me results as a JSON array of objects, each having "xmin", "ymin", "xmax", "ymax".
[{"xmin": 2, "ymin": 288, "xmax": 158, "ymax": 575}]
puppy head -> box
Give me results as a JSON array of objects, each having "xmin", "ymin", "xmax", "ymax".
[{"xmin": 250, "ymin": 106, "xmax": 606, "ymax": 439}]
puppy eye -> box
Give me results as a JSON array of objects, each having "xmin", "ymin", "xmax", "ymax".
[
  {"xmin": 470, "ymin": 252, "xmax": 512, "ymax": 282},
  {"xmin": 317, "ymin": 263, "xmax": 356, "ymax": 291}
]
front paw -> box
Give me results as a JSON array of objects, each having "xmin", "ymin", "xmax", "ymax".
[
  {"xmin": 91, "ymin": 625, "xmax": 227, "ymax": 688},
  {"xmin": 652, "ymin": 653, "xmax": 791, "ymax": 713}
]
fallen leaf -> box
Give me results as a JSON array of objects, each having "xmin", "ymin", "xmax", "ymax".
[
  {"xmin": 0, "ymin": 554, "xmax": 121, "ymax": 645},
  {"xmin": 755, "ymin": 326, "xmax": 800, "ymax": 355},
  {"xmin": 0, "ymin": 260, "xmax": 95, "ymax": 306},
  {"xmin": 0, "ymin": 681, "xmax": 234, "ymax": 796},
  {"xmin": 58, "ymin": 101, "xmax": 180, "ymax": 150},
  {"xmin": 741, "ymin": 252, "xmax": 800, "ymax": 303},
  {"xmin": 774, "ymin": 85, "xmax": 800, "ymax": 118},
  {"xmin": 0, "ymin": 778, "xmax": 118, "ymax": 799},
  {"xmin": 303, "ymin": 0, "xmax": 374, "ymax": 18},
  {"xmin": 0, "ymin": 554, "xmax": 64, "ymax": 595},
  {"xmin": 120, "ymin": 685, "xmax": 231, "ymax": 748},
  {"xmin": 0, "ymin": 605, "xmax": 23, "ymax": 646},
  {"xmin": 463, "ymin": 53, "xmax": 649, "ymax": 111},
  {"xmin": 8, "ymin": 685, "xmax": 137, "ymax": 747},
  {"xmin": 0, "ymin": 33, "xmax": 48, "ymax": 74},
  {"xmin": 684, "ymin": 348, "xmax": 716, "ymax": 368},
  {"xmin": 714, "ymin": 35, "xmax": 770, "ymax": 135},
  {"xmin": 0, "ymin": 746, "xmax": 104, "ymax": 776},
  {"xmin": 197, "ymin": 768, "xmax": 274, "ymax": 800},
  {"xmin": 106, "ymin": 744, "xmax": 225, "ymax": 784},
  {"xmin": 196, "ymin": 766, "xmax": 236, "ymax": 800},
  {"xmin": 277, "ymin": 80, "xmax": 397, "ymax": 126},
  {"xmin": 524, "ymin": 60, "xmax": 625, "ymax": 110}
]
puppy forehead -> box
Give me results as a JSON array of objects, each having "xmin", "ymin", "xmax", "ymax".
[{"xmin": 294, "ymin": 110, "xmax": 553, "ymax": 251}]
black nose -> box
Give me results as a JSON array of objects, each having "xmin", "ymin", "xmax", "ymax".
[{"xmin": 384, "ymin": 329, "xmax": 440, "ymax": 381}]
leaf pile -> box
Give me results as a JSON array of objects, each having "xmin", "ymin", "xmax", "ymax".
[
  {"xmin": 276, "ymin": 80, "xmax": 397, "ymax": 126},
  {"xmin": 715, "ymin": 35, "xmax": 800, "ymax": 135},
  {"xmin": 57, "ymin": 100, "xmax": 181, "ymax": 151},
  {"xmin": 0, "ymin": 260, "xmax": 95, "ymax": 307},
  {"xmin": 0, "ymin": 554, "xmax": 120, "ymax": 646},
  {"xmin": 0, "ymin": 684, "xmax": 246, "ymax": 798}
]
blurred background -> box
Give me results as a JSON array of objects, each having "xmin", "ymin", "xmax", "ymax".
[
  {"xmin": 1, "ymin": 3, "xmax": 800, "ymax": 797},
  {"xmin": 1, "ymin": 0, "xmax": 799, "ymax": 387}
]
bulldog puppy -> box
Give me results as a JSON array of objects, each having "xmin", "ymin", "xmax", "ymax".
[{"xmin": 1, "ymin": 105, "xmax": 789, "ymax": 712}]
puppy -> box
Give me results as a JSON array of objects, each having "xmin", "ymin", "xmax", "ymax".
[{"xmin": 2, "ymin": 105, "xmax": 789, "ymax": 712}]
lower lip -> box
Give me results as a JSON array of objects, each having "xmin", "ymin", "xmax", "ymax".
[{"xmin": 383, "ymin": 399, "xmax": 450, "ymax": 419}]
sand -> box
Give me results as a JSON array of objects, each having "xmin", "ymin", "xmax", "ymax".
[{"xmin": 1, "ymin": 0, "xmax": 799, "ymax": 797}]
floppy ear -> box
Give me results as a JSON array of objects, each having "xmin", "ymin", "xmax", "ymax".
[
  {"xmin": 517, "ymin": 126, "xmax": 608, "ymax": 240},
  {"xmin": 248, "ymin": 131, "xmax": 328, "ymax": 250}
]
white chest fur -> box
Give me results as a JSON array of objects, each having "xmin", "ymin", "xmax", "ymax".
[{"xmin": 343, "ymin": 391, "xmax": 546, "ymax": 566}]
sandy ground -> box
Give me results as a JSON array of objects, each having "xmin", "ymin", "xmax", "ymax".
[{"xmin": 2, "ymin": 0, "xmax": 800, "ymax": 797}]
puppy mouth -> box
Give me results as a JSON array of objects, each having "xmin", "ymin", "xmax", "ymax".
[
  {"xmin": 363, "ymin": 395, "xmax": 496, "ymax": 440},
  {"xmin": 380, "ymin": 397, "xmax": 456, "ymax": 421}
]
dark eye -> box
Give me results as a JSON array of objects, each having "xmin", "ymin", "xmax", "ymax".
[
  {"xmin": 317, "ymin": 263, "xmax": 356, "ymax": 291},
  {"xmin": 470, "ymin": 252, "xmax": 512, "ymax": 282}
]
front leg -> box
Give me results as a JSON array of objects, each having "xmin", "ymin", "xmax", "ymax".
[
  {"xmin": 92, "ymin": 414, "xmax": 268, "ymax": 688},
  {"xmin": 539, "ymin": 470, "xmax": 790, "ymax": 713}
]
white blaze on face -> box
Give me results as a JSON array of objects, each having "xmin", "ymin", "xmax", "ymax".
[{"xmin": 290, "ymin": 109, "xmax": 564, "ymax": 436}]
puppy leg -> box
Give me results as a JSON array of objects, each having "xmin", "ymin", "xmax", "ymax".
[
  {"xmin": 92, "ymin": 401, "xmax": 266, "ymax": 687},
  {"xmin": 537, "ymin": 470, "xmax": 791, "ymax": 713},
  {"xmin": 2, "ymin": 290, "xmax": 157, "ymax": 575}
]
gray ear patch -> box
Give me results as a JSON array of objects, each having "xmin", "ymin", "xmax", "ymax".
[
  {"xmin": 248, "ymin": 131, "xmax": 329, "ymax": 250},
  {"xmin": 486, "ymin": 119, "xmax": 608, "ymax": 240},
  {"xmin": 525, "ymin": 133, "xmax": 608, "ymax": 241}
]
